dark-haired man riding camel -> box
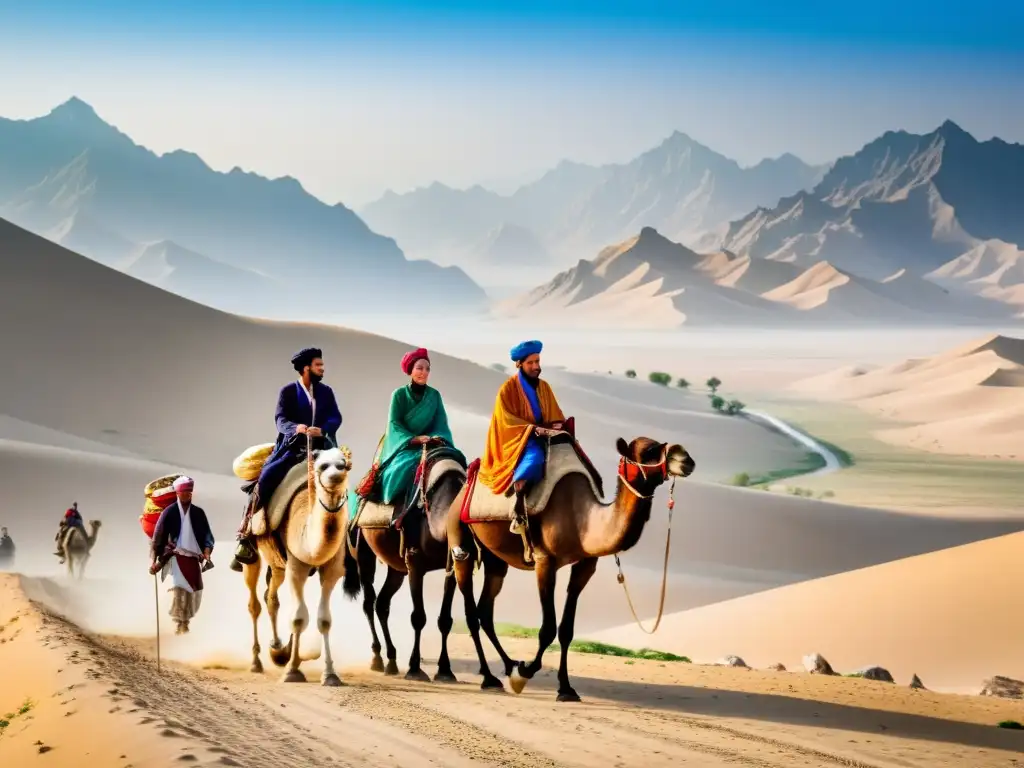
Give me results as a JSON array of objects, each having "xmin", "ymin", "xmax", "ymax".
[{"xmin": 229, "ymin": 347, "xmax": 342, "ymax": 571}]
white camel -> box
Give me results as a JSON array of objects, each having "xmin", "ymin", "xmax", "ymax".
[
  {"xmin": 64, "ymin": 520, "xmax": 102, "ymax": 579},
  {"xmin": 242, "ymin": 447, "xmax": 353, "ymax": 686}
]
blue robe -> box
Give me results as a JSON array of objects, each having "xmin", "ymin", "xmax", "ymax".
[
  {"xmin": 513, "ymin": 371, "xmax": 546, "ymax": 486},
  {"xmin": 256, "ymin": 380, "xmax": 343, "ymax": 506}
]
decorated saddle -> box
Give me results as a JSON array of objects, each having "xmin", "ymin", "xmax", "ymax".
[
  {"xmin": 459, "ymin": 435, "xmax": 604, "ymax": 525},
  {"xmin": 353, "ymin": 445, "xmax": 467, "ymax": 530}
]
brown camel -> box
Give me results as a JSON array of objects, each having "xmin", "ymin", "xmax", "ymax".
[
  {"xmin": 345, "ymin": 455, "xmax": 467, "ymax": 681},
  {"xmin": 64, "ymin": 520, "xmax": 102, "ymax": 580},
  {"xmin": 241, "ymin": 446, "xmax": 354, "ymax": 685},
  {"xmin": 446, "ymin": 436, "xmax": 694, "ymax": 702}
]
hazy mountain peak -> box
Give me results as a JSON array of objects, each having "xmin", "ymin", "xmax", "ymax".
[
  {"xmin": 935, "ymin": 119, "xmax": 973, "ymax": 141},
  {"xmin": 48, "ymin": 97, "xmax": 101, "ymax": 122}
]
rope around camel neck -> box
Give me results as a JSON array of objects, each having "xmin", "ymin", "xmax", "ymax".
[{"xmin": 613, "ymin": 476, "xmax": 676, "ymax": 635}]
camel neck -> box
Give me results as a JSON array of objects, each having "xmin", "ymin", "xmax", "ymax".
[{"xmin": 580, "ymin": 477, "xmax": 654, "ymax": 558}]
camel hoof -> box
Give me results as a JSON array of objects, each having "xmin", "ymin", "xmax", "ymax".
[
  {"xmin": 481, "ymin": 675, "xmax": 505, "ymax": 691},
  {"xmin": 509, "ymin": 666, "xmax": 528, "ymax": 695},
  {"xmin": 557, "ymin": 689, "xmax": 581, "ymax": 703},
  {"xmin": 434, "ymin": 670, "xmax": 458, "ymax": 684},
  {"xmin": 322, "ymin": 674, "xmax": 343, "ymax": 687},
  {"xmin": 405, "ymin": 669, "xmax": 431, "ymax": 683},
  {"xmin": 282, "ymin": 669, "xmax": 307, "ymax": 683},
  {"xmin": 370, "ymin": 655, "xmax": 385, "ymax": 673},
  {"xmin": 384, "ymin": 659, "xmax": 399, "ymax": 676},
  {"xmin": 250, "ymin": 659, "xmax": 264, "ymax": 674}
]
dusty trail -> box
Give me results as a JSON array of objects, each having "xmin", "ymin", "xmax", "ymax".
[{"xmin": 4, "ymin": 574, "xmax": 1022, "ymax": 768}]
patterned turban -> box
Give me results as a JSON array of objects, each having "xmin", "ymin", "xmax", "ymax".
[
  {"xmin": 401, "ymin": 348, "xmax": 430, "ymax": 375},
  {"xmin": 291, "ymin": 347, "xmax": 323, "ymax": 372},
  {"xmin": 510, "ymin": 340, "xmax": 543, "ymax": 363},
  {"xmin": 172, "ymin": 476, "xmax": 194, "ymax": 493}
]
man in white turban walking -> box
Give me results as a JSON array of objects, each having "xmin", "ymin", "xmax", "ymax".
[{"xmin": 149, "ymin": 476, "xmax": 215, "ymax": 634}]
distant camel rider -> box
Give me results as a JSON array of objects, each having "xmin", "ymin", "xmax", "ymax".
[
  {"xmin": 452, "ymin": 339, "xmax": 565, "ymax": 561},
  {"xmin": 0, "ymin": 527, "xmax": 14, "ymax": 567},
  {"xmin": 230, "ymin": 347, "xmax": 343, "ymax": 571},
  {"xmin": 55, "ymin": 501, "xmax": 87, "ymax": 563}
]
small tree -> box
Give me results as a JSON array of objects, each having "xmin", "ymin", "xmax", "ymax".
[
  {"xmin": 676, "ymin": 378, "xmax": 690, "ymax": 389},
  {"xmin": 730, "ymin": 472, "xmax": 750, "ymax": 487},
  {"xmin": 725, "ymin": 399, "xmax": 746, "ymax": 415},
  {"xmin": 710, "ymin": 395, "xmax": 725, "ymax": 412},
  {"xmin": 706, "ymin": 376, "xmax": 722, "ymax": 394},
  {"xmin": 625, "ymin": 369, "xmax": 637, "ymax": 379},
  {"xmin": 648, "ymin": 371, "xmax": 672, "ymax": 386}
]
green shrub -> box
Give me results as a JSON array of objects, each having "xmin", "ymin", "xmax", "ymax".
[
  {"xmin": 676, "ymin": 378, "xmax": 690, "ymax": 389},
  {"xmin": 648, "ymin": 371, "xmax": 672, "ymax": 386},
  {"xmin": 706, "ymin": 376, "xmax": 722, "ymax": 393},
  {"xmin": 625, "ymin": 369, "xmax": 637, "ymax": 379}
]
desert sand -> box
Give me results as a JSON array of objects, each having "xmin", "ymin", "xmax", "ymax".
[
  {"xmin": 790, "ymin": 333, "xmax": 1024, "ymax": 461},
  {"xmin": 4, "ymin": 574, "xmax": 1024, "ymax": 768},
  {"xmin": 595, "ymin": 531, "xmax": 1024, "ymax": 693}
]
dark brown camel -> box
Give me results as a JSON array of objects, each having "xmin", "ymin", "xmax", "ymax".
[
  {"xmin": 446, "ymin": 436, "xmax": 694, "ymax": 702},
  {"xmin": 343, "ymin": 459, "xmax": 467, "ymax": 682}
]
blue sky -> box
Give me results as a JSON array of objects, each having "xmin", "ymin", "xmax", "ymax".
[{"xmin": 1, "ymin": 1, "xmax": 1022, "ymax": 204}]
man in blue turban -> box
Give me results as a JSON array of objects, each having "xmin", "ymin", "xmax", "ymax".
[{"xmin": 229, "ymin": 347, "xmax": 343, "ymax": 571}]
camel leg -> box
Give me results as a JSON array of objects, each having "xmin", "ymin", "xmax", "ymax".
[
  {"xmin": 375, "ymin": 567, "xmax": 406, "ymax": 676},
  {"xmin": 510, "ymin": 556, "xmax": 558, "ymax": 695},
  {"xmin": 279, "ymin": 557, "xmax": 312, "ymax": 682},
  {"xmin": 356, "ymin": 536, "xmax": 385, "ymax": 672},
  {"xmin": 433, "ymin": 571, "xmax": 458, "ymax": 683},
  {"xmin": 404, "ymin": 563, "xmax": 431, "ymax": 682},
  {"xmin": 243, "ymin": 558, "xmax": 264, "ymax": 673},
  {"xmin": 477, "ymin": 552, "xmax": 519, "ymax": 676},
  {"xmin": 265, "ymin": 565, "xmax": 287, "ymax": 655},
  {"xmin": 553, "ymin": 557, "xmax": 597, "ymax": 702},
  {"xmin": 317, "ymin": 554, "xmax": 345, "ymax": 687},
  {"xmin": 453, "ymin": 555, "xmax": 503, "ymax": 691}
]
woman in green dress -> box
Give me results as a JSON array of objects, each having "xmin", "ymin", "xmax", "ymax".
[{"xmin": 357, "ymin": 347, "xmax": 465, "ymax": 515}]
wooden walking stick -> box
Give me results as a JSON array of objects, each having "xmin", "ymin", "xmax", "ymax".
[{"xmin": 154, "ymin": 572, "xmax": 161, "ymax": 672}]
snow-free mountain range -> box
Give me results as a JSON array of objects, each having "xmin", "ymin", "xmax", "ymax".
[{"xmin": 1, "ymin": 97, "xmax": 1022, "ymax": 327}]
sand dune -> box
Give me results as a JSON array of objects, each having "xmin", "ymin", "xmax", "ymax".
[
  {"xmin": 594, "ymin": 531, "xmax": 1024, "ymax": 694},
  {"xmin": 790, "ymin": 333, "xmax": 1024, "ymax": 460},
  {"xmin": 929, "ymin": 239, "xmax": 1024, "ymax": 308}
]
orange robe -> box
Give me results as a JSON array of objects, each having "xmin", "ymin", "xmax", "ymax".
[{"xmin": 478, "ymin": 375, "xmax": 565, "ymax": 495}]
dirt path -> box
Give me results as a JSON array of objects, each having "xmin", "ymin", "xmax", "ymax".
[{"xmin": 3, "ymin": 575, "xmax": 1023, "ymax": 768}]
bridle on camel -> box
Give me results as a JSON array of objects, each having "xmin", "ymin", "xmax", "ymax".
[{"xmin": 614, "ymin": 447, "xmax": 678, "ymax": 635}]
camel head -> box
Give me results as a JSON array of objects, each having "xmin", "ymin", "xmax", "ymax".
[
  {"xmin": 616, "ymin": 437, "xmax": 695, "ymax": 495},
  {"xmin": 312, "ymin": 446, "xmax": 353, "ymax": 495},
  {"xmin": 89, "ymin": 520, "xmax": 102, "ymax": 530}
]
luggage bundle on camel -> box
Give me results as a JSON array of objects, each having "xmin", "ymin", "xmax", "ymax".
[
  {"xmin": 232, "ymin": 443, "xmax": 275, "ymax": 481},
  {"xmin": 141, "ymin": 474, "xmax": 183, "ymax": 538}
]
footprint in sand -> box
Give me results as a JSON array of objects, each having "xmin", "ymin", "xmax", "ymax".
[
  {"xmin": 216, "ymin": 758, "xmax": 241, "ymax": 766},
  {"xmin": 176, "ymin": 755, "xmax": 198, "ymax": 763},
  {"xmin": 160, "ymin": 728, "xmax": 182, "ymax": 738}
]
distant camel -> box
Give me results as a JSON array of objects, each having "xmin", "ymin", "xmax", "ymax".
[
  {"xmin": 64, "ymin": 520, "xmax": 102, "ymax": 579},
  {"xmin": 347, "ymin": 446, "xmax": 467, "ymax": 681},
  {"xmin": 447, "ymin": 435, "xmax": 694, "ymax": 702},
  {"xmin": 241, "ymin": 447, "xmax": 354, "ymax": 686}
]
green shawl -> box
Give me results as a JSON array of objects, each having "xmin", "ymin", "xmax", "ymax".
[{"xmin": 374, "ymin": 384, "xmax": 463, "ymax": 506}]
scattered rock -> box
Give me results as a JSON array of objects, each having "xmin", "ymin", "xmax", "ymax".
[
  {"xmin": 980, "ymin": 676, "xmax": 1024, "ymax": 699},
  {"xmin": 802, "ymin": 653, "xmax": 836, "ymax": 675},
  {"xmin": 718, "ymin": 655, "xmax": 749, "ymax": 668},
  {"xmin": 909, "ymin": 674, "xmax": 926, "ymax": 690},
  {"xmin": 767, "ymin": 663, "xmax": 787, "ymax": 672},
  {"xmin": 38, "ymin": 745, "xmax": 53, "ymax": 754},
  {"xmin": 860, "ymin": 667, "xmax": 894, "ymax": 683}
]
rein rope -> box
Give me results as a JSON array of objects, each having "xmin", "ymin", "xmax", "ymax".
[
  {"xmin": 306, "ymin": 388, "xmax": 317, "ymax": 510},
  {"xmin": 614, "ymin": 450, "xmax": 678, "ymax": 635}
]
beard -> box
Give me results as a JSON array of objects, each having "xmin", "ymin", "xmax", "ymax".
[{"xmin": 309, "ymin": 372, "xmax": 324, "ymax": 385}]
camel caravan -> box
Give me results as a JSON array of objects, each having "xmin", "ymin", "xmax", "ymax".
[{"xmin": 151, "ymin": 343, "xmax": 696, "ymax": 701}]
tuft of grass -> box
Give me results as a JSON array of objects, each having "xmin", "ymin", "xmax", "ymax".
[
  {"xmin": 452, "ymin": 622, "xmax": 689, "ymax": 662},
  {"xmin": 0, "ymin": 698, "xmax": 34, "ymax": 734},
  {"xmin": 998, "ymin": 720, "xmax": 1023, "ymax": 730}
]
